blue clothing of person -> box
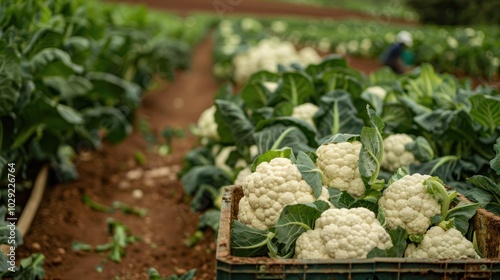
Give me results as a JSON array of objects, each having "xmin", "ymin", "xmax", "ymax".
[{"xmin": 381, "ymin": 42, "xmax": 405, "ymax": 74}]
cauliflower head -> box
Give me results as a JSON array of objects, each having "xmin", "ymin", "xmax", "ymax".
[
  {"xmin": 378, "ymin": 174, "xmax": 440, "ymax": 235},
  {"xmin": 298, "ymin": 47, "xmax": 322, "ymax": 65},
  {"xmin": 215, "ymin": 146, "xmax": 247, "ymax": 173},
  {"xmin": 263, "ymin": 82, "xmax": 279, "ymax": 93},
  {"xmin": 234, "ymin": 166, "xmax": 252, "ymax": 186},
  {"xmin": 316, "ymin": 141, "xmax": 365, "ymax": 198},
  {"xmin": 295, "ymin": 207, "xmax": 392, "ymax": 259},
  {"xmin": 196, "ymin": 105, "xmax": 219, "ymax": 141},
  {"xmin": 237, "ymin": 157, "xmax": 331, "ymax": 230},
  {"xmin": 405, "ymin": 226, "xmax": 479, "ymax": 259},
  {"xmin": 292, "ymin": 103, "xmax": 319, "ymax": 127},
  {"xmin": 382, "ymin": 134, "xmax": 417, "ymax": 172},
  {"xmin": 364, "ymin": 86, "xmax": 387, "ymax": 100}
]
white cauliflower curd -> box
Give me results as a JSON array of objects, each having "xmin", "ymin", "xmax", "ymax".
[
  {"xmin": 382, "ymin": 134, "xmax": 417, "ymax": 172},
  {"xmin": 378, "ymin": 174, "xmax": 441, "ymax": 235},
  {"xmin": 292, "ymin": 103, "xmax": 319, "ymax": 127},
  {"xmin": 295, "ymin": 207, "xmax": 392, "ymax": 259},
  {"xmin": 316, "ymin": 141, "xmax": 365, "ymax": 198},
  {"xmin": 237, "ymin": 157, "xmax": 331, "ymax": 230},
  {"xmin": 405, "ymin": 226, "xmax": 479, "ymax": 259},
  {"xmin": 195, "ymin": 105, "xmax": 219, "ymax": 141},
  {"xmin": 232, "ymin": 39, "xmax": 322, "ymax": 84}
]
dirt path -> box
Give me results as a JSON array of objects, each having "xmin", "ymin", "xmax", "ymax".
[{"xmin": 18, "ymin": 34, "xmax": 220, "ymax": 280}]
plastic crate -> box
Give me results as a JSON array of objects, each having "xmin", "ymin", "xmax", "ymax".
[{"xmin": 216, "ymin": 186, "xmax": 500, "ymax": 280}]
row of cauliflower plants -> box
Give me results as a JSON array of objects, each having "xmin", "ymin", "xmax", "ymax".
[
  {"xmin": 182, "ymin": 54, "xmax": 500, "ymax": 257},
  {"xmin": 0, "ymin": 1, "xmax": 214, "ymax": 278},
  {"xmin": 0, "ymin": 0, "xmax": 213, "ymax": 187},
  {"xmin": 212, "ymin": 18, "xmax": 500, "ymax": 82}
]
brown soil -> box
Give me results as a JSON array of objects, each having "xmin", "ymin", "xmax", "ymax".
[{"xmin": 18, "ymin": 1, "xmax": 494, "ymax": 280}]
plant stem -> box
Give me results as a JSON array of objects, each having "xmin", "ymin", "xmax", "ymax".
[{"xmin": 271, "ymin": 127, "xmax": 297, "ymax": 150}]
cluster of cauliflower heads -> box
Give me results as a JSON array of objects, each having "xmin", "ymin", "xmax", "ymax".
[
  {"xmin": 379, "ymin": 173, "xmax": 479, "ymax": 259},
  {"xmin": 236, "ymin": 142, "xmax": 479, "ymax": 260},
  {"xmin": 232, "ymin": 38, "xmax": 322, "ymax": 84}
]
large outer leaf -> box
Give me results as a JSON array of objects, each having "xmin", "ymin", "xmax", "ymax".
[
  {"xmin": 254, "ymin": 117, "xmax": 317, "ymax": 154},
  {"xmin": 467, "ymin": 175, "xmax": 500, "ymax": 201},
  {"xmin": 254, "ymin": 125, "xmax": 313, "ymax": 155},
  {"xmin": 321, "ymin": 133, "xmax": 359, "ymax": 145},
  {"xmin": 369, "ymin": 67, "xmax": 398, "ymax": 86},
  {"xmin": 321, "ymin": 67, "xmax": 364, "ymax": 97},
  {"xmin": 381, "ymin": 103, "xmax": 413, "ymax": 131},
  {"xmin": 492, "ymin": 137, "xmax": 500, "ymax": 175},
  {"xmin": 43, "ymin": 75, "xmax": 93, "ymax": 100},
  {"xmin": 56, "ymin": 104, "xmax": 84, "ymax": 124},
  {"xmin": 87, "ymin": 72, "xmax": 141, "ymax": 106},
  {"xmin": 180, "ymin": 166, "xmax": 231, "ymax": 195},
  {"xmin": 314, "ymin": 90, "xmax": 364, "ymax": 138},
  {"xmin": 24, "ymin": 48, "xmax": 83, "ymax": 75},
  {"xmin": 240, "ymin": 83, "xmax": 269, "ymax": 110},
  {"xmin": 215, "ymin": 99, "xmax": 255, "ymax": 147},
  {"xmin": 402, "ymin": 63, "xmax": 442, "ymax": 108},
  {"xmin": 274, "ymin": 201, "xmax": 330, "ymax": 256},
  {"xmin": 230, "ymin": 220, "xmax": 272, "ymax": 257},
  {"xmin": 198, "ymin": 209, "xmax": 220, "ymax": 232},
  {"xmin": 414, "ymin": 109, "xmax": 476, "ymax": 143},
  {"xmin": 318, "ymin": 54, "xmax": 348, "ymax": 69},
  {"xmin": 0, "ymin": 55, "xmax": 21, "ymax": 116},
  {"xmin": 469, "ymin": 94, "xmax": 500, "ymax": 135},
  {"xmin": 280, "ymin": 72, "xmax": 314, "ymax": 106},
  {"xmin": 359, "ymin": 126, "xmax": 382, "ymax": 186},
  {"xmin": 445, "ymin": 203, "xmax": 478, "ymax": 235},
  {"xmin": 305, "ymin": 55, "xmax": 348, "ymax": 78},
  {"xmin": 191, "ymin": 184, "xmax": 219, "ymax": 211},
  {"xmin": 411, "ymin": 156, "xmax": 477, "ymax": 183},
  {"xmin": 247, "ymin": 70, "xmax": 280, "ymax": 83},
  {"xmin": 12, "ymin": 97, "xmax": 82, "ymax": 148},
  {"xmin": 83, "ymin": 106, "xmax": 131, "ymax": 144},
  {"xmin": 255, "ymin": 117, "xmax": 318, "ymax": 148},
  {"xmin": 296, "ymin": 151, "xmax": 322, "ymax": 199}
]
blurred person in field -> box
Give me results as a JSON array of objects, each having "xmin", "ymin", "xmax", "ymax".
[{"xmin": 381, "ymin": 31, "xmax": 413, "ymax": 74}]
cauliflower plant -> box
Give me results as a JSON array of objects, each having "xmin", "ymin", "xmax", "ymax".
[
  {"xmin": 382, "ymin": 134, "xmax": 417, "ymax": 172},
  {"xmin": 378, "ymin": 174, "xmax": 441, "ymax": 235},
  {"xmin": 234, "ymin": 166, "xmax": 252, "ymax": 186},
  {"xmin": 316, "ymin": 141, "xmax": 365, "ymax": 198},
  {"xmin": 263, "ymin": 82, "xmax": 279, "ymax": 93},
  {"xmin": 295, "ymin": 207, "xmax": 392, "ymax": 259},
  {"xmin": 364, "ymin": 86, "xmax": 387, "ymax": 100},
  {"xmin": 292, "ymin": 103, "xmax": 319, "ymax": 128},
  {"xmin": 298, "ymin": 47, "xmax": 322, "ymax": 65},
  {"xmin": 232, "ymin": 39, "xmax": 322, "ymax": 84},
  {"xmin": 215, "ymin": 146, "xmax": 247, "ymax": 174},
  {"xmin": 405, "ymin": 226, "xmax": 479, "ymax": 259},
  {"xmin": 195, "ymin": 105, "xmax": 219, "ymax": 141},
  {"xmin": 237, "ymin": 157, "xmax": 331, "ymax": 230}
]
